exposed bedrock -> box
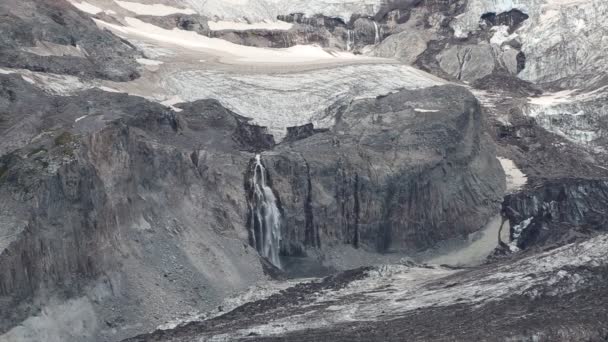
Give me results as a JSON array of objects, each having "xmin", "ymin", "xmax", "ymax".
[
  {"xmin": 206, "ymin": 15, "xmax": 387, "ymax": 51},
  {"xmin": 0, "ymin": 0, "xmax": 140, "ymax": 81},
  {"xmin": 503, "ymin": 179, "xmax": 608, "ymax": 251},
  {"xmin": 263, "ymin": 85, "xmax": 505, "ymax": 257},
  {"xmin": 0, "ymin": 82, "xmax": 267, "ymax": 340}
]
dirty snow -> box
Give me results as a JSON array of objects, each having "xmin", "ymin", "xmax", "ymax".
[
  {"xmin": 528, "ymin": 90, "xmax": 577, "ymax": 107},
  {"xmin": 497, "ymin": 157, "xmax": 528, "ymax": 192},
  {"xmin": 114, "ymin": 0, "xmax": 196, "ymax": 15}
]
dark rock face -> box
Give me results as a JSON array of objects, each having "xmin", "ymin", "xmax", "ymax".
[
  {"xmin": 234, "ymin": 121, "xmax": 276, "ymax": 152},
  {"xmin": 136, "ymin": 14, "xmax": 210, "ymax": 35},
  {"xmin": 0, "ymin": 77, "xmax": 507, "ymax": 339},
  {"xmin": 481, "ymin": 9, "xmax": 529, "ymax": 33},
  {"xmin": 0, "ymin": 0, "xmax": 140, "ymax": 81},
  {"xmin": 267, "ymin": 85, "xmax": 505, "ymax": 256},
  {"xmin": 0, "ymin": 77, "xmax": 265, "ymax": 340},
  {"xmin": 504, "ymin": 179, "xmax": 608, "ymax": 250},
  {"xmin": 284, "ymin": 123, "xmax": 328, "ymax": 143}
]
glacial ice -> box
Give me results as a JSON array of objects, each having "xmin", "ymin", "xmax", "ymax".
[{"xmin": 161, "ymin": 64, "xmax": 444, "ymax": 139}]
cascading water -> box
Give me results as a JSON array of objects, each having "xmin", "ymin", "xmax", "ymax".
[
  {"xmin": 346, "ymin": 29, "xmax": 354, "ymax": 51},
  {"xmin": 248, "ymin": 154, "xmax": 282, "ymax": 268},
  {"xmin": 373, "ymin": 21, "xmax": 380, "ymax": 44}
]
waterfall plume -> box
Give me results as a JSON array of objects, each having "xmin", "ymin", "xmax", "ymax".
[{"xmin": 247, "ymin": 154, "xmax": 282, "ymax": 268}]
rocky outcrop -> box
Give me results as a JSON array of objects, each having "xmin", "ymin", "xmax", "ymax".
[
  {"xmin": 0, "ymin": 0, "xmax": 140, "ymax": 81},
  {"xmin": 0, "ymin": 75, "xmax": 510, "ymax": 339},
  {"xmin": 0, "ymin": 79, "xmax": 266, "ymax": 341},
  {"xmin": 266, "ymin": 85, "xmax": 505, "ymax": 256},
  {"xmin": 436, "ymin": 43, "xmax": 495, "ymax": 82},
  {"xmin": 503, "ymin": 178, "xmax": 608, "ymax": 251}
]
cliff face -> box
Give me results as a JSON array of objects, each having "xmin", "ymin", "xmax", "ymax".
[
  {"xmin": 503, "ymin": 179, "xmax": 608, "ymax": 251},
  {"xmin": 0, "ymin": 76, "xmax": 267, "ymax": 341},
  {"xmin": 266, "ymin": 85, "xmax": 505, "ymax": 256},
  {"xmin": 0, "ymin": 71, "xmax": 504, "ymax": 339},
  {"xmin": 3, "ymin": 0, "xmax": 608, "ymax": 340}
]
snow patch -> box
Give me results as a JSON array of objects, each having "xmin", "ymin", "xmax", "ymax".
[
  {"xmin": 161, "ymin": 95, "xmax": 184, "ymax": 112},
  {"xmin": 136, "ymin": 58, "xmax": 164, "ymax": 66},
  {"xmin": 414, "ymin": 108, "xmax": 439, "ymax": 113},
  {"xmin": 497, "ymin": 157, "xmax": 527, "ymax": 192},
  {"xmin": 75, "ymin": 115, "xmax": 88, "ymax": 123},
  {"xmin": 490, "ymin": 25, "xmax": 518, "ymax": 46},
  {"xmin": 528, "ymin": 90, "xmax": 577, "ymax": 107},
  {"xmin": 21, "ymin": 76, "xmax": 36, "ymax": 84},
  {"xmin": 96, "ymin": 86, "xmax": 121, "ymax": 93},
  {"xmin": 69, "ymin": 1, "xmax": 103, "ymax": 14}
]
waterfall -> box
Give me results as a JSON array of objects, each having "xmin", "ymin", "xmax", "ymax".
[
  {"xmin": 346, "ymin": 29, "xmax": 354, "ymax": 51},
  {"xmin": 248, "ymin": 154, "xmax": 282, "ymax": 268},
  {"xmin": 373, "ymin": 21, "xmax": 380, "ymax": 44}
]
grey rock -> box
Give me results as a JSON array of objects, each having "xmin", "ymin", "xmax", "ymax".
[
  {"xmin": 267, "ymin": 85, "xmax": 504, "ymax": 256},
  {"xmin": 372, "ymin": 30, "xmax": 429, "ymax": 64},
  {"xmin": 436, "ymin": 43, "xmax": 495, "ymax": 82},
  {"xmin": 504, "ymin": 178, "xmax": 608, "ymax": 251},
  {"xmin": 0, "ymin": 0, "xmax": 140, "ymax": 81}
]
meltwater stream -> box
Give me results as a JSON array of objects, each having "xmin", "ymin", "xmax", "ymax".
[{"xmin": 249, "ymin": 154, "xmax": 282, "ymax": 269}]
